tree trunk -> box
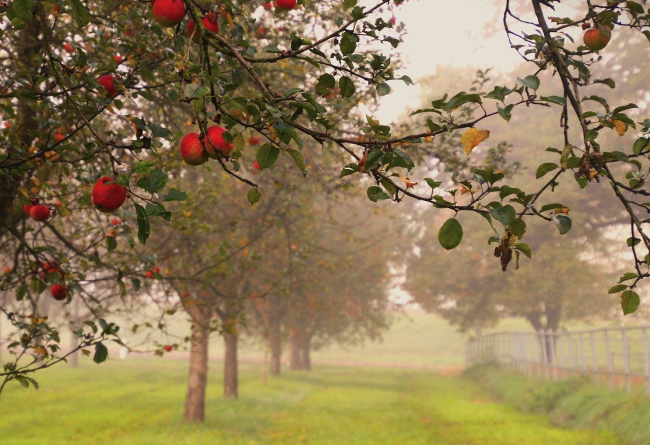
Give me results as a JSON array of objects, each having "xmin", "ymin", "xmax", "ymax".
[
  {"xmin": 269, "ymin": 321, "xmax": 282, "ymax": 376},
  {"xmin": 184, "ymin": 305, "xmax": 212, "ymax": 423},
  {"xmin": 300, "ymin": 334, "xmax": 311, "ymax": 371},
  {"xmin": 289, "ymin": 331, "xmax": 302, "ymax": 370},
  {"xmin": 223, "ymin": 331, "xmax": 238, "ymax": 399},
  {"xmin": 68, "ymin": 331, "xmax": 78, "ymax": 368}
]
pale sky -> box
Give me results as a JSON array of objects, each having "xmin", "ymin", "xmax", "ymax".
[{"xmin": 373, "ymin": 0, "xmax": 582, "ymax": 123}]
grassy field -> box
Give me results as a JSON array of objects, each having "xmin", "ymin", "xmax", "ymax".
[{"xmin": 0, "ymin": 359, "xmax": 621, "ymax": 445}]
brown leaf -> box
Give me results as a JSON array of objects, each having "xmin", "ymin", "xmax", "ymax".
[{"xmin": 397, "ymin": 173, "xmax": 417, "ymax": 189}]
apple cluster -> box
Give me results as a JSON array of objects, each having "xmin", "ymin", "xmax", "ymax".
[{"xmin": 180, "ymin": 126, "xmax": 234, "ymax": 166}]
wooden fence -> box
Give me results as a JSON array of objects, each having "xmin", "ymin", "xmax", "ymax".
[{"xmin": 465, "ymin": 326, "xmax": 650, "ymax": 394}]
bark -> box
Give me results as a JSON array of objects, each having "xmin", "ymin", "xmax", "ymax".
[
  {"xmin": 300, "ymin": 334, "xmax": 311, "ymax": 371},
  {"xmin": 289, "ymin": 331, "xmax": 302, "ymax": 371},
  {"xmin": 223, "ymin": 331, "xmax": 238, "ymax": 399},
  {"xmin": 269, "ymin": 320, "xmax": 282, "ymax": 376},
  {"xmin": 184, "ymin": 305, "xmax": 212, "ymax": 423}
]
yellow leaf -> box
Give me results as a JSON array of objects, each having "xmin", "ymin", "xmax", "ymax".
[
  {"xmin": 553, "ymin": 207, "xmax": 570, "ymax": 215},
  {"xmin": 397, "ymin": 173, "xmax": 417, "ymax": 189},
  {"xmin": 32, "ymin": 346, "xmax": 48, "ymax": 356},
  {"xmin": 612, "ymin": 119, "xmax": 627, "ymax": 136},
  {"xmin": 81, "ymin": 349, "xmax": 91, "ymax": 356},
  {"xmin": 461, "ymin": 128, "xmax": 490, "ymax": 156}
]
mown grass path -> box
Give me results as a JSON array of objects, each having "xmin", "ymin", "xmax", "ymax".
[{"xmin": 0, "ymin": 360, "xmax": 620, "ymax": 444}]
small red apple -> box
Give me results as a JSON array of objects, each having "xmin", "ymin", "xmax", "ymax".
[
  {"xmin": 92, "ymin": 176, "xmax": 127, "ymax": 213},
  {"xmin": 110, "ymin": 218, "xmax": 121, "ymax": 226},
  {"xmin": 54, "ymin": 132, "xmax": 65, "ymax": 142},
  {"xmin": 204, "ymin": 126, "xmax": 233, "ymax": 158},
  {"xmin": 390, "ymin": 16, "xmax": 396, "ymax": 25},
  {"xmin": 152, "ymin": 0, "xmax": 186, "ymax": 27},
  {"xmin": 98, "ymin": 74, "xmax": 118, "ymax": 97},
  {"xmin": 262, "ymin": 1, "xmax": 273, "ymax": 10},
  {"xmin": 3, "ymin": 266, "xmax": 11, "ymax": 275},
  {"xmin": 50, "ymin": 284, "xmax": 69, "ymax": 301},
  {"xmin": 30, "ymin": 205, "xmax": 51, "ymax": 222},
  {"xmin": 4, "ymin": 122, "xmax": 11, "ymax": 129},
  {"xmin": 145, "ymin": 270, "xmax": 154, "ymax": 279},
  {"xmin": 254, "ymin": 160, "xmax": 261, "ymax": 170},
  {"xmin": 248, "ymin": 136, "xmax": 260, "ymax": 145},
  {"xmin": 23, "ymin": 203, "xmax": 34, "ymax": 215},
  {"xmin": 164, "ymin": 345, "xmax": 173, "ymax": 352},
  {"xmin": 186, "ymin": 12, "xmax": 220, "ymax": 42},
  {"xmin": 114, "ymin": 55, "xmax": 122, "ymax": 63},
  {"xmin": 153, "ymin": 266, "xmax": 161, "ymax": 274},
  {"xmin": 52, "ymin": 5, "xmax": 60, "ymax": 13},
  {"xmin": 583, "ymin": 26, "xmax": 612, "ymax": 51},
  {"xmin": 64, "ymin": 42, "xmax": 73, "ymax": 52},
  {"xmin": 180, "ymin": 132, "xmax": 208, "ymax": 166},
  {"xmin": 275, "ymin": 0, "xmax": 296, "ymax": 10}
]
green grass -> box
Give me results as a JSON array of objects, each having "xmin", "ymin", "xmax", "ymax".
[
  {"xmin": 467, "ymin": 363, "xmax": 650, "ymax": 445},
  {"xmin": 0, "ymin": 359, "xmax": 621, "ymax": 444}
]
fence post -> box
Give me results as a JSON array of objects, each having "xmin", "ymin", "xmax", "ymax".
[
  {"xmin": 591, "ymin": 331, "xmax": 599, "ymax": 386},
  {"xmin": 558, "ymin": 331, "xmax": 566, "ymax": 379},
  {"xmin": 622, "ymin": 328, "xmax": 631, "ymax": 394},
  {"xmin": 579, "ymin": 331, "xmax": 587, "ymax": 373},
  {"xmin": 567, "ymin": 331, "xmax": 575, "ymax": 377},
  {"xmin": 553, "ymin": 330, "xmax": 558, "ymax": 381},
  {"xmin": 643, "ymin": 326, "xmax": 650, "ymax": 394},
  {"xmin": 541, "ymin": 330, "xmax": 549, "ymax": 380},
  {"xmin": 605, "ymin": 329, "xmax": 614, "ymax": 390}
]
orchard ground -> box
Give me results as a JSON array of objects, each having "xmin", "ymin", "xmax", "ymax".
[{"xmin": 0, "ymin": 310, "xmax": 632, "ymax": 444}]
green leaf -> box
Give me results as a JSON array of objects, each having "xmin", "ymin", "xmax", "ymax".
[
  {"xmin": 339, "ymin": 76, "xmax": 355, "ymax": 98},
  {"xmin": 13, "ymin": 0, "xmax": 33, "ymax": 22},
  {"xmin": 593, "ymin": 78, "xmax": 615, "ymax": 88},
  {"xmin": 340, "ymin": 32, "xmax": 359, "ymax": 55},
  {"xmin": 68, "ymin": 0, "xmax": 90, "ymax": 27},
  {"xmin": 633, "ymin": 138, "xmax": 649, "ymax": 155},
  {"xmin": 367, "ymin": 186, "xmax": 390, "ymax": 202},
  {"xmin": 518, "ymin": 75, "xmax": 540, "ymax": 90},
  {"xmin": 256, "ymin": 144, "xmax": 280, "ymax": 169},
  {"xmin": 136, "ymin": 169, "xmax": 168, "ymax": 194},
  {"xmin": 627, "ymin": 237, "xmax": 641, "ymax": 247},
  {"xmin": 315, "ymin": 74, "xmax": 336, "ymax": 97},
  {"xmin": 341, "ymin": 163, "xmax": 360, "ymax": 177},
  {"xmin": 540, "ymin": 95, "xmax": 566, "ymax": 107},
  {"xmin": 438, "ymin": 218, "xmax": 463, "ymax": 250},
  {"xmin": 489, "ymin": 205, "xmax": 516, "ymax": 227},
  {"xmin": 106, "ymin": 237, "xmax": 117, "ymax": 252},
  {"xmin": 376, "ymin": 82, "xmax": 391, "ymax": 96},
  {"xmin": 93, "ymin": 343, "xmax": 108, "ymax": 364},
  {"xmin": 286, "ymin": 149, "xmax": 306, "ymax": 176},
  {"xmin": 514, "ymin": 243, "xmax": 532, "ymax": 259},
  {"xmin": 552, "ymin": 214, "xmax": 572, "ymax": 235},
  {"xmin": 135, "ymin": 204, "xmax": 150, "ymax": 245},
  {"xmin": 247, "ymin": 188, "xmax": 261, "ymax": 206},
  {"xmin": 621, "ymin": 290, "xmax": 640, "ymax": 315},
  {"xmin": 365, "ymin": 149, "xmax": 384, "ymax": 171},
  {"xmin": 508, "ymin": 218, "xmax": 527, "ymax": 238},
  {"xmin": 343, "ymin": 0, "xmax": 357, "ymax": 8},
  {"xmin": 619, "ymin": 272, "xmax": 638, "ymax": 283},
  {"xmin": 424, "ymin": 178, "xmax": 441, "ymax": 189},
  {"xmin": 163, "ymin": 188, "xmax": 187, "ymax": 202},
  {"xmin": 608, "ymin": 284, "xmax": 628, "ymax": 294},
  {"xmin": 536, "ymin": 163, "xmax": 559, "ymax": 179}
]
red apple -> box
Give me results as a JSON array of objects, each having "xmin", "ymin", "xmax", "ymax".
[
  {"xmin": 98, "ymin": 74, "xmax": 117, "ymax": 97},
  {"xmin": 275, "ymin": 0, "xmax": 296, "ymax": 10},
  {"xmin": 114, "ymin": 55, "xmax": 122, "ymax": 63},
  {"xmin": 248, "ymin": 136, "xmax": 260, "ymax": 145},
  {"xmin": 4, "ymin": 122, "xmax": 11, "ymax": 129},
  {"xmin": 64, "ymin": 42, "xmax": 73, "ymax": 52},
  {"xmin": 164, "ymin": 345, "xmax": 173, "ymax": 352},
  {"xmin": 50, "ymin": 284, "xmax": 69, "ymax": 301},
  {"xmin": 186, "ymin": 12, "xmax": 220, "ymax": 42},
  {"xmin": 92, "ymin": 176, "xmax": 127, "ymax": 213},
  {"xmin": 54, "ymin": 132, "xmax": 65, "ymax": 142},
  {"xmin": 254, "ymin": 160, "xmax": 261, "ymax": 170},
  {"xmin": 110, "ymin": 218, "xmax": 121, "ymax": 225},
  {"xmin": 145, "ymin": 270, "xmax": 154, "ymax": 279},
  {"xmin": 30, "ymin": 205, "xmax": 51, "ymax": 221},
  {"xmin": 23, "ymin": 203, "xmax": 34, "ymax": 215},
  {"xmin": 152, "ymin": 0, "xmax": 186, "ymax": 27},
  {"xmin": 204, "ymin": 125, "xmax": 233, "ymax": 158},
  {"xmin": 390, "ymin": 16, "xmax": 396, "ymax": 25},
  {"xmin": 180, "ymin": 132, "xmax": 208, "ymax": 166},
  {"xmin": 153, "ymin": 266, "xmax": 161, "ymax": 274},
  {"xmin": 262, "ymin": 1, "xmax": 272, "ymax": 10},
  {"xmin": 3, "ymin": 266, "xmax": 11, "ymax": 275},
  {"xmin": 583, "ymin": 26, "xmax": 612, "ymax": 51}
]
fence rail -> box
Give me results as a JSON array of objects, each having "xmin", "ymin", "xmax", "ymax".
[{"xmin": 465, "ymin": 326, "xmax": 650, "ymax": 394}]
